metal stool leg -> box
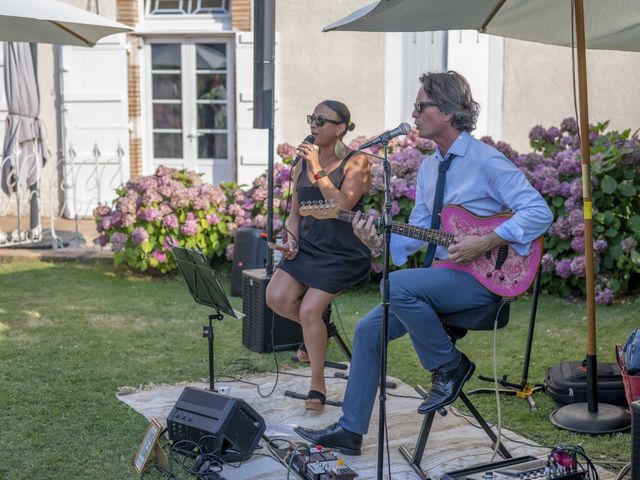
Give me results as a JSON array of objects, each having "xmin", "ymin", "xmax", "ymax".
[{"xmin": 400, "ymin": 387, "xmax": 511, "ymax": 477}]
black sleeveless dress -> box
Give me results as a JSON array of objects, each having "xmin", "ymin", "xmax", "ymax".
[{"xmin": 278, "ymin": 153, "xmax": 371, "ymax": 294}]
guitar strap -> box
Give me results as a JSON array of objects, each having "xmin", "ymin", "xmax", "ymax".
[{"xmin": 422, "ymin": 153, "xmax": 455, "ymax": 268}]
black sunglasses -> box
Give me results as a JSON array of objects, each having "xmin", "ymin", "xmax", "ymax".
[
  {"xmin": 414, "ymin": 101, "xmax": 440, "ymax": 113},
  {"xmin": 307, "ymin": 114, "xmax": 342, "ymax": 127}
]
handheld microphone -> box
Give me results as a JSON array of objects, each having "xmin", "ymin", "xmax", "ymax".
[
  {"xmin": 358, "ymin": 123, "xmax": 411, "ymax": 150},
  {"xmin": 290, "ymin": 135, "xmax": 316, "ymax": 167}
]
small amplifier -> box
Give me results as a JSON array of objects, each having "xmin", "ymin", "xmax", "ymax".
[{"xmin": 166, "ymin": 387, "xmax": 265, "ymax": 463}]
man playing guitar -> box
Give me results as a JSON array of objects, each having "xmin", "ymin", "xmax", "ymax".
[{"xmin": 295, "ymin": 71, "xmax": 553, "ymax": 456}]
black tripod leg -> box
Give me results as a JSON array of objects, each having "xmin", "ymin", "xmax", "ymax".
[{"xmin": 331, "ymin": 330, "xmax": 352, "ymax": 362}]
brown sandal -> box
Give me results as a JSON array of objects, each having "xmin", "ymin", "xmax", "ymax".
[
  {"xmin": 296, "ymin": 343, "xmax": 310, "ymax": 363},
  {"xmin": 304, "ymin": 390, "xmax": 326, "ymax": 411}
]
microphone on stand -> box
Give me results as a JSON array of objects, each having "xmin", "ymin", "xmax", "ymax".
[
  {"xmin": 290, "ymin": 135, "xmax": 316, "ymax": 168},
  {"xmin": 358, "ymin": 123, "xmax": 411, "ymax": 150}
]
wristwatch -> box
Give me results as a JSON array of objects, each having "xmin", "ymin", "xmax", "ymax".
[{"xmin": 313, "ymin": 169, "xmax": 327, "ymax": 181}]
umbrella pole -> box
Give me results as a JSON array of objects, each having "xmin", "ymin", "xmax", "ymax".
[{"xmin": 549, "ymin": 0, "xmax": 629, "ymax": 433}]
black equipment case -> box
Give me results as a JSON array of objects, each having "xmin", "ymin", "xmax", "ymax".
[{"xmin": 545, "ymin": 360, "xmax": 627, "ymax": 405}]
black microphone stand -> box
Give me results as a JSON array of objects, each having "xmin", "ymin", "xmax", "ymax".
[{"xmin": 377, "ymin": 139, "xmax": 392, "ymax": 479}]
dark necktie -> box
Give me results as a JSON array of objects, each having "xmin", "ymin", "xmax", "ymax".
[{"xmin": 423, "ymin": 153, "xmax": 455, "ymax": 268}]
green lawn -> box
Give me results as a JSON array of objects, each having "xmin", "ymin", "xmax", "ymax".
[{"xmin": 0, "ymin": 260, "xmax": 635, "ymax": 479}]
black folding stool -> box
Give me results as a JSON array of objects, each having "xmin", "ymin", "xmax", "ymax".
[{"xmin": 399, "ymin": 299, "xmax": 513, "ymax": 479}]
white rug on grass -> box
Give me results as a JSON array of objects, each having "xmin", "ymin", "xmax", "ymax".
[{"xmin": 117, "ymin": 368, "xmax": 609, "ymax": 479}]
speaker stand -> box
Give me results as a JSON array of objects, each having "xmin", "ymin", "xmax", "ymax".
[{"xmin": 203, "ymin": 311, "xmax": 224, "ymax": 392}]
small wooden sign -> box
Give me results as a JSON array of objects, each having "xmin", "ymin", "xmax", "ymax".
[{"xmin": 132, "ymin": 417, "xmax": 168, "ymax": 474}]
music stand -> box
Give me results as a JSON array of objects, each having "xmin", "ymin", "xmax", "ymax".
[{"xmin": 170, "ymin": 243, "xmax": 239, "ymax": 392}]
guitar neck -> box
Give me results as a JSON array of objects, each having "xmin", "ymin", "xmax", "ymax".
[{"xmin": 335, "ymin": 209, "xmax": 454, "ymax": 246}]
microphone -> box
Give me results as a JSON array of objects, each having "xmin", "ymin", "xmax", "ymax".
[
  {"xmin": 290, "ymin": 135, "xmax": 316, "ymax": 168},
  {"xmin": 358, "ymin": 123, "xmax": 411, "ymax": 150}
]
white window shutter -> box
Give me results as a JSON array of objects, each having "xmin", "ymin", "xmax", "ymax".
[
  {"xmin": 61, "ymin": 34, "xmax": 130, "ymax": 217},
  {"xmin": 234, "ymin": 31, "xmax": 270, "ymax": 187}
]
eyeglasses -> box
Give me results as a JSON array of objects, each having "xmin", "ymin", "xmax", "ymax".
[
  {"xmin": 307, "ymin": 114, "xmax": 342, "ymax": 127},
  {"xmin": 414, "ymin": 101, "xmax": 440, "ymax": 113}
]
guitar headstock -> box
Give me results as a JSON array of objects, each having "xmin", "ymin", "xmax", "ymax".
[{"xmin": 299, "ymin": 201, "xmax": 340, "ymax": 220}]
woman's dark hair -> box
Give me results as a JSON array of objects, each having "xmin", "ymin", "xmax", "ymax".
[
  {"xmin": 418, "ymin": 71, "xmax": 480, "ymax": 132},
  {"xmin": 320, "ymin": 100, "xmax": 356, "ymax": 135}
]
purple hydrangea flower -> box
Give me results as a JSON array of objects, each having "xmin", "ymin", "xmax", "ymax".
[
  {"xmin": 571, "ymin": 236, "xmax": 585, "ymax": 253},
  {"xmin": 543, "ymin": 127, "xmax": 562, "ymax": 143},
  {"xmin": 555, "ymin": 258, "xmax": 572, "ymax": 279},
  {"xmin": 97, "ymin": 233, "xmax": 109, "ymax": 247},
  {"xmin": 529, "ymin": 125, "xmax": 545, "ymax": 142},
  {"xmin": 163, "ymin": 214, "xmax": 179, "ymax": 229},
  {"xmin": 138, "ymin": 207, "xmax": 163, "ymax": 222},
  {"xmin": 206, "ymin": 213, "xmax": 220, "ymax": 225},
  {"xmin": 152, "ymin": 249, "xmax": 167, "ymax": 264},
  {"xmin": 594, "ymin": 239, "xmax": 608, "ymax": 253},
  {"xmin": 595, "ymin": 287, "xmax": 615, "ymax": 305},
  {"xmin": 111, "ymin": 232, "xmax": 127, "ymax": 251},
  {"xmin": 181, "ymin": 213, "xmax": 199, "ymax": 236},
  {"xmin": 131, "ymin": 227, "xmax": 149, "ymax": 245},
  {"xmin": 570, "ymin": 255, "xmax": 586, "ymax": 277},
  {"xmin": 561, "ymin": 118, "xmax": 578, "ymax": 133}
]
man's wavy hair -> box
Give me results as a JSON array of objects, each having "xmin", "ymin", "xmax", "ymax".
[{"xmin": 419, "ymin": 71, "xmax": 480, "ymax": 132}]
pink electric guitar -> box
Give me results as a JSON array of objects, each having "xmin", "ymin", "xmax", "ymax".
[{"xmin": 299, "ymin": 201, "xmax": 543, "ymax": 298}]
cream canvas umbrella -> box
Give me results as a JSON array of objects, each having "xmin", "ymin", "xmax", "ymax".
[
  {"xmin": 325, "ymin": 0, "xmax": 637, "ymax": 434},
  {"xmin": 0, "ymin": 0, "xmax": 131, "ymax": 46},
  {"xmin": 0, "ymin": 0, "xmax": 131, "ymax": 247}
]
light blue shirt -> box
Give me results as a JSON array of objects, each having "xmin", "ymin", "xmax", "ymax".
[{"xmin": 390, "ymin": 131, "xmax": 553, "ymax": 266}]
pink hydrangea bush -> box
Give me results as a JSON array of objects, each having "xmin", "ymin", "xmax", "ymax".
[
  {"xmin": 94, "ymin": 166, "xmax": 237, "ymax": 273},
  {"xmin": 483, "ymin": 119, "xmax": 640, "ymax": 303},
  {"xmin": 96, "ymin": 121, "xmax": 640, "ymax": 304}
]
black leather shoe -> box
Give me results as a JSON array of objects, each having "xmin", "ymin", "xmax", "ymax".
[
  {"xmin": 418, "ymin": 352, "xmax": 475, "ymax": 415},
  {"xmin": 294, "ymin": 423, "xmax": 362, "ymax": 456}
]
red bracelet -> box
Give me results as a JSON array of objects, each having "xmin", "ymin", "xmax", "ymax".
[{"xmin": 313, "ymin": 169, "xmax": 327, "ymax": 181}]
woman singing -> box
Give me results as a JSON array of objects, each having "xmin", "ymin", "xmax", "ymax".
[{"xmin": 266, "ymin": 100, "xmax": 371, "ymax": 410}]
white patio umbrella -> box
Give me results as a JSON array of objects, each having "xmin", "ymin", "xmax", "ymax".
[
  {"xmin": 0, "ymin": 0, "xmax": 132, "ymax": 247},
  {"xmin": 325, "ymin": 0, "xmax": 637, "ymax": 434},
  {"xmin": 0, "ymin": 0, "xmax": 132, "ymax": 47}
]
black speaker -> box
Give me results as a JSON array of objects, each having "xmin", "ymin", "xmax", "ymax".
[
  {"xmin": 253, "ymin": 0, "xmax": 275, "ymax": 129},
  {"xmin": 231, "ymin": 228, "xmax": 267, "ymax": 297},
  {"xmin": 632, "ymin": 400, "xmax": 640, "ymax": 479},
  {"xmin": 241, "ymin": 268, "xmax": 303, "ymax": 353},
  {"xmin": 167, "ymin": 387, "xmax": 265, "ymax": 463}
]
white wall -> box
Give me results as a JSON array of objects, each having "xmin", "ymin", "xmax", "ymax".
[
  {"xmin": 502, "ymin": 38, "xmax": 640, "ymax": 152},
  {"xmin": 276, "ymin": 0, "xmax": 386, "ymax": 147}
]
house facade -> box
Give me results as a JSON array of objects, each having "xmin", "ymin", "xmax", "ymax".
[{"xmin": 1, "ymin": 0, "xmax": 639, "ymax": 221}]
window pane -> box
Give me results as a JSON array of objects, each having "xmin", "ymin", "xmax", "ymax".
[
  {"xmin": 150, "ymin": 0, "xmax": 184, "ymax": 14},
  {"xmin": 196, "ymin": 44, "xmax": 226, "ymax": 70},
  {"xmin": 154, "ymin": 133, "xmax": 183, "ymax": 158},
  {"xmin": 198, "ymin": 134, "xmax": 227, "ymax": 159},
  {"xmin": 153, "ymin": 74, "xmax": 181, "ymax": 100},
  {"xmin": 197, "ymin": 74, "xmax": 226, "ymax": 100},
  {"xmin": 152, "ymin": 44, "xmax": 181, "ymax": 70},
  {"xmin": 153, "ymin": 104, "xmax": 182, "ymax": 129},
  {"xmin": 198, "ymin": 0, "xmax": 225, "ymax": 10},
  {"xmin": 198, "ymin": 105, "xmax": 226, "ymax": 129}
]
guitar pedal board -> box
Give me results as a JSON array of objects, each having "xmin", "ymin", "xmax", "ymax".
[
  {"xmin": 444, "ymin": 456, "xmax": 588, "ymax": 480},
  {"xmin": 290, "ymin": 445, "xmax": 357, "ymax": 480},
  {"xmin": 268, "ymin": 440, "xmax": 357, "ymax": 480}
]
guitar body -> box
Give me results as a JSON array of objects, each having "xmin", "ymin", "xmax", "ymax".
[
  {"xmin": 431, "ymin": 205, "xmax": 542, "ymax": 298},
  {"xmin": 298, "ymin": 201, "xmax": 543, "ymax": 298}
]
